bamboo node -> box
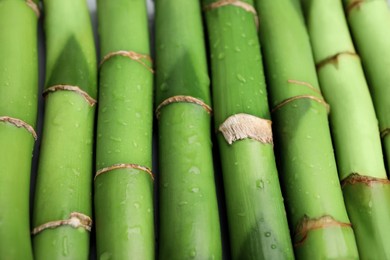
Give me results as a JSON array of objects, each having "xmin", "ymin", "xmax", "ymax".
[
  {"xmin": 26, "ymin": 0, "xmax": 40, "ymax": 17},
  {"xmin": 219, "ymin": 113, "xmax": 273, "ymax": 145},
  {"xmin": 381, "ymin": 128, "xmax": 390, "ymax": 139},
  {"xmin": 203, "ymin": 0, "xmax": 259, "ymax": 29},
  {"xmin": 294, "ymin": 215, "xmax": 352, "ymax": 247},
  {"xmin": 272, "ymin": 95, "xmax": 330, "ymax": 114},
  {"xmin": 95, "ymin": 163, "xmax": 154, "ymax": 181},
  {"xmin": 32, "ymin": 212, "xmax": 92, "ymax": 235},
  {"xmin": 0, "ymin": 116, "xmax": 37, "ymax": 140},
  {"xmin": 43, "ymin": 85, "xmax": 97, "ymax": 106},
  {"xmin": 342, "ymin": 173, "xmax": 390, "ymax": 187},
  {"xmin": 316, "ymin": 51, "xmax": 359, "ymax": 69},
  {"xmin": 155, "ymin": 95, "xmax": 212, "ymax": 119},
  {"xmin": 100, "ymin": 50, "xmax": 154, "ymax": 73}
]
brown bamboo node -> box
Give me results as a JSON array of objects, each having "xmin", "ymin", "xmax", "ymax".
[
  {"xmin": 0, "ymin": 116, "xmax": 37, "ymax": 140},
  {"xmin": 204, "ymin": 0, "xmax": 259, "ymax": 29},
  {"xmin": 95, "ymin": 163, "xmax": 154, "ymax": 181},
  {"xmin": 99, "ymin": 50, "xmax": 154, "ymax": 73},
  {"xmin": 346, "ymin": 0, "xmax": 379, "ymax": 13},
  {"xmin": 155, "ymin": 95, "xmax": 212, "ymax": 119},
  {"xmin": 342, "ymin": 173, "xmax": 390, "ymax": 187},
  {"xmin": 316, "ymin": 51, "xmax": 359, "ymax": 69},
  {"xmin": 32, "ymin": 212, "xmax": 92, "ymax": 235},
  {"xmin": 272, "ymin": 95, "xmax": 330, "ymax": 114},
  {"xmin": 43, "ymin": 85, "xmax": 97, "ymax": 106},
  {"xmin": 294, "ymin": 215, "xmax": 352, "ymax": 247},
  {"xmin": 26, "ymin": 0, "xmax": 40, "ymax": 17},
  {"xmin": 219, "ymin": 113, "xmax": 273, "ymax": 145},
  {"xmin": 381, "ymin": 128, "xmax": 390, "ymax": 139},
  {"xmin": 287, "ymin": 79, "xmax": 323, "ymax": 95}
]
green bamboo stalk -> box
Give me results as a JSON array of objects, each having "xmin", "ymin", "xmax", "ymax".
[
  {"xmin": 0, "ymin": 0, "xmax": 39, "ymax": 258},
  {"xmin": 301, "ymin": 0, "xmax": 390, "ymax": 258},
  {"xmin": 202, "ymin": 0, "xmax": 293, "ymax": 258},
  {"xmin": 155, "ymin": 0, "xmax": 222, "ymax": 258},
  {"xmin": 254, "ymin": 0, "xmax": 359, "ymax": 258},
  {"xmin": 342, "ymin": 0, "xmax": 390, "ymax": 171},
  {"xmin": 32, "ymin": 0, "xmax": 96, "ymax": 258},
  {"xmin": 94, "ymin": 0, "xmax": 154, "ymax": 259}
]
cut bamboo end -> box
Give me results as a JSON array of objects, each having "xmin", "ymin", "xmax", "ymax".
[
  {"xmin": 287, "ymin": 79, "xmax": 323, "ymax": 96},
  {"xmin": 342, "ymin": 173, "xmax": 390, "ymax": 187},
  {"xmin": 203, "ymin": 0, "xmax": 259, "ymax": 29},
  {"xmin": 316, "ymin": 51, "xmax": 359, "ymax": 69},
  {"xmin": 32, "ymin": 212, "xmax": 92, "ymax": 236},
  {"xmin": 155, "ymin": 95, "xmax": 212, "ymax": 119},
  {"xmin": 381, "ymin": 128, "xmax": 390, "ymax": 139},
  {"xmin": 272, "ymin": 95, "xmax": 330, "ymax": 114},
  {"xmin": 95, "ymin": 163, "xmax": 155, "ymax": 181},
  {"xmin": 294, "ymin": 215, "xmax": 352, "ymax": 247},
  {"xmin": 43, "ymin": 85, "xmax": 97, "ymax": 106},
  {"xmin": 25, "ymin": 0, "xmax": 40, "ymax": 17},
  {"xmin": 219, "ymin": 113, "xmax": 273, "ymax": 145},
  {"xmin": 99, "ymin": 50, "xmax": 154, "ymax": 73},
  {"xmin": 0, "ymin": 116, "xmax": 37, "ymax": 140}
]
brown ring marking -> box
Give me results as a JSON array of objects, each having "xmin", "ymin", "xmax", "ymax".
[
  {"xmin": 342, "ymin": 173, "xmax": 390, "ymax": 187},
  {"xmin": 287, "ymin": 79, "xmax": 323, "ymax": 95},
  {"xmin": 204, "ymin": 0, "xmax": 259, "ymax": 29},
  {"xmin": 26, "ymin": 0, "xmax": 40, "ymax": 17},
  {"xmin": 381, "ymin": 128, "xmax": 390, "ymax": 139},
  {"xmin": 43, "ymin": 85, "xmax": 97, "ymax": 106},
  {"xmin": 0, "ymin": 116, "xmax": 37, "ymax": 140},
  {"xmin": 99, "ymin": 50, "xmax": 154, "ymax": 73},
  {"xmin": 155, "ymin": 95, "xmax": 212, "ymax": 119},
  {"xmin": 316, "ymin": 51, "xmax": 359, "ymax": 70},
  {"xmin": 272, "ymin": 95, "xmax": 330, "ymax": 114},
  {"xmin": 32, "ymin": 212, "xmax": 92, "ymax": 235},
  {"xmin": 95, "ymin": 163, "xmax": 154, "ymax": 181}
]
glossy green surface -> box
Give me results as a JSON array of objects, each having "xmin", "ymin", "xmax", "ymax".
[
  {"xmin": 155, "ymin": 0, "xmax": 222, "ymax": 258},
  {"xmin": 342, "ymin": 0, "xmax": 390, "ymax": 170},
  {"xmin": 94, "ymin": 0, "xmax": 154, "ymax": 258},
  {"xmin": 203, "ymin": 0, "xmax": 293, "ymax": 258},
  {"xmin": 254, "ymin": 0, "xmax": 358, "ymax": 258},
  {"xmin": 302, "ymin": 0, "xmax": 390, "ymax": 257},
  {"xmin": 33, "ymin": 0, "xmax": 96, "ymax": 258},
  {"xmin": 0, "ymin": 0, "xmax": 38, "ymax": 258}
]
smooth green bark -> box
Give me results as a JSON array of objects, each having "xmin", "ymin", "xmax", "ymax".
[
  {"xmin": 302, "ymin": 0, "xmax": 390, "ymax": 258},
  {"xmin": 254, "ymin": 0, "xmax": 359, "ymax": 258},
  {"xmin": 155, "ymin": 0, "xmax": 222, "ymax": 258},
  {"xmin": 94, "ymin": 0, "xmax": 154, "ymax": 259},
  {"xmin": 342, "ymin": 0, "xmax": 390, "ymax": 170},
  {"xmin": 0, "ymin": 0, "xmax": 38, "ymax": 258},
  {"xmin": 33, "ymin": 0, "xmax": 96, "ymax": 258},
  {"xmin": 203, "ymin": 0, "xmax": 293, "ymax": 258}
]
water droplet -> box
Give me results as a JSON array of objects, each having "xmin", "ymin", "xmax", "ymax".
[
  {"xmin": 265, "ymin": 232, "xmax": 271, "ymax": 237},
  {"xmin": 179, "ymin": 201, "xmax": 188, "ymax": 206},
  {"xmin": 100, "ymin": 252, "xmax": 112, "ymax": 260},
  {"xmin": 271, "ymin": 244, "xmax": 277, "ymax": 249},
  {"xmin": 110, "ymin": 136, "xmax": 122, "ymax": 142},
  {"xmin": 234, "ymin": 47, "xmax": 241, "ymax": 52},
  {"xmin": 62, "ymin": 236, "xmax": 68, "ymax": 256},
  {"xmin": 163, "ymin": 183, "xmax": 169, "ymax": 188},
  {"xmin": 134, "ymin": 202, "xmax": 140, "ymax": 209},
  {"xmin": 218, "ymin": 53, "xmax": 225, "ymax": 59},
  {"xmin": 128, "ymin": 226, "xmax": 141, "ymax": 235},
  {"xmin": 256, "ymin": 179, "xmax": 264, "ymax": 189},
  {"xmin": 191, "ymin": 187, "xmax": 200, "ymax": 193},
  {"xmin": 236, "ymin": 74, "xmax": 246, "ymax": 83},
  {"xmin": 160, "ymin": 82, "xmax": 168, "ymax": 92},
  {"xmin": 188, "ymin": 166, "xmax": 200, "ymax": 175},
  {"xmin": 190, "ymin": 249, "xmax": 197, "ymax": 258},
  {"xmin": 368, "ymin": 200, "xmax": 373, "ymax": 208},
  {"xmin": 237, "ymin": 212, "xmax": 246, "ymax": 217},
  {"xmin": 135, "ymin": 112, "xmax": 141, "ymax": 118}
]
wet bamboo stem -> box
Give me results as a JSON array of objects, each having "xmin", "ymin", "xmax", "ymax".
[
  {"xmin": 301, "ymin": 0, "xmax": 390, "ymax": 258},
  {"xmin": 155, "ymin": 0, "xmax": 222, "ymax": 258},
  {"xmin": 94, "ymin": 0, "xmax": 154, "ymax": 258},
  {"xmin": 0, "ymin": 0, "xmax": 39, "ymax": 258},
  {"xmin": 342, "ymin": 0, "xmax": 390, "ymax": 170},
  {"xmin": 202, "ymin": 0, "xmax": 293, "ymax": 258},
  {"xmin": 32, "ymin": 0, "xmax": 97, "ymax": 258},
  {"xmin": 254, "ymin": 0, "xmax": 359, "ymax": 258}
]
